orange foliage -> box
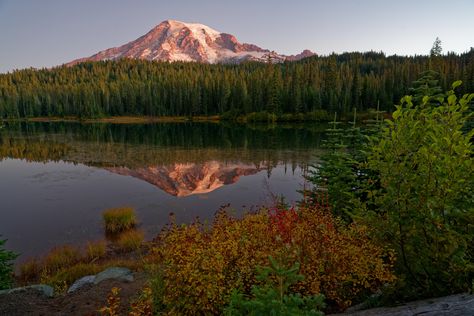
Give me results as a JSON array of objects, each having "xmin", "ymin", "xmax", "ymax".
[
  {"xmin": 99, "ymin": 287, "xmax": 121, "ymax": 316},
  {"xmin": 146, "ymin": 203, "xmax": 395, "ymax": 314},
  {"xmin": 129, "ymin": 287, "xmax": 153, "ymax": 316}
]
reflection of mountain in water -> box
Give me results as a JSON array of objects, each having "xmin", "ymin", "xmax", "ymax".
[
  {"xmin": 106, "ymin": 161, "xmax": 263, "ymax": 197},
  {"xmin": 0, "ymin": 122, "xmax": 324, "ymax": 195}
]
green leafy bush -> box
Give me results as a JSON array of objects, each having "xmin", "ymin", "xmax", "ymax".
[{"xmin": 359, "ymin": 81, "xmax": 474, "ymax": 299}]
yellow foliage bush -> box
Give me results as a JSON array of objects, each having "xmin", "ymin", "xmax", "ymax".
[{"xmin": 146, "ymin": 205, "xmax": 395, "ymax": 314}]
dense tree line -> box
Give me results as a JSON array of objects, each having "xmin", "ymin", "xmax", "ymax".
[{"xmin": 0, "ymin": 49, "xmax": 473, "ymax": 119}]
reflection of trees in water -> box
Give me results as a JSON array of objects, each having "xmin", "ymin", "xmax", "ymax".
[
  {"xmin": 0, "ymin": 135, "xmax": 70, "ymax": 162},
  {"xmin": 0, "ymin": 122, "xmax": 324, "ymax": 171}
]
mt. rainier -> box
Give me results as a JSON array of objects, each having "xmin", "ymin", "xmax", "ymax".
[{"xmin": 68, "ymin": 20, "xmax": 315, "ymax": 65}]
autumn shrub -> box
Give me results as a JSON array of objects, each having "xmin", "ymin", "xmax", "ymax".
[
  {"xmin": 115, "ymin": 230, "xmax": 144, "ymax": 252},
  {"xmin": 146, "ymin": 203, "xmax": 395, "ymax": 314},
  {"xmin": 129, "ymin": 286, "xmax": 154, "ymax": 316},
  {"xmin": 103, "ymin": 207, "xmax": 137, "ymax": 234},
  {"xmin": 99, "ymin": 287, "xmax": 121, "ymax": 316},
  {"xmin": 86, "ymin": 240, "xmax": 107, "ymax": 260}
]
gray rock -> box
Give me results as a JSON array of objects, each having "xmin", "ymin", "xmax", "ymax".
[
  {"xmin": 0, "ymin": 284, "xmax": 54, "ymax": 298},
  {"xmin": 93, "ymin": 267, "xmax": 134, "ymax": 284},
  {"xmin": 67, "ymin": 275, "xmax": 95, "ymax": 293},
  {"xmin": 334, "ymin": 293, "xmax": 474, "ymax": 316}
]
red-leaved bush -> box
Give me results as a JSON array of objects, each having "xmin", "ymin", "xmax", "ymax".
[{"xmin": 146, "ymin": 202, "xmax": 395, "ymax": 314}]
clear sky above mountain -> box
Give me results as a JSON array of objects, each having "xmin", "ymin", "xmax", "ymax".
[{"xmin": 1, "ymin": 0, "xmax": 473, "ymax": 72}]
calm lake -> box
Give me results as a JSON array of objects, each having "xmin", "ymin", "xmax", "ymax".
[{"xmin": 0, "ymin": 121, "xmax": 325, "ymax": 260}]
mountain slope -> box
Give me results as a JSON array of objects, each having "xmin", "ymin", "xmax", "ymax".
[{"xmin": 68, "ymin": 20, "xmax": 315, "ymax": 65}]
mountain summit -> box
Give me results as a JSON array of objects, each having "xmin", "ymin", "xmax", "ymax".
[{"xmin": 68, "ymin": 20, "xmax": 315, "ymax": 65}]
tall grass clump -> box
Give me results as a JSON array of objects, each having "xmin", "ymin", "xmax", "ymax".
[
  {"xmin": 18, "ymin": 258, "xmax": 41, "ymax": 284},
  {"xmin": 86, "ymin": 240, "xmax": 107, "ymax": 260},
  {"xmin": 103, "ymin": 207, "xmax": 137, "ymax": 234},
  {"xmin": 116, "ymin": 230, "xmax": 144, "ymax": 252},
  {"xmin": 43, "ymin": 245, "xmax": 82, "ymax": 273}
]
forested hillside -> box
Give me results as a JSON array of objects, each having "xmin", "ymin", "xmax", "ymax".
[{"xmin": 0, "ymin": 50, "xmax": 473, "ymax": 119}]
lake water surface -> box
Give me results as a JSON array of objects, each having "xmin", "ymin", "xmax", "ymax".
[{"xmin": 0, "ymin": 122, "xmax": 325, "ymax": 260}]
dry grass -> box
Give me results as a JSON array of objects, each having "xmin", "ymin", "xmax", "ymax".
[
  {"xmin": 116, "ymin": 230, "xmax": 144, "ymax": 252},
  {"xmin": 40, "ymin": 259, "xmax": 145, "ymax": 293},
  {"xmin": 43, "ymin": 245, "xmax": 82, "ymax": 273},
  {"xmin": 40, "ymin": 262, "xmax": 103, "ymax": 292},
  {"xmin": 85, "ymin": 240, "xmax": 107, "ymax": 260},
  {"xmin": 16, "ymin": 236, "xmax": 146, "ymax": 291},
  {"xmin": 18, "ymin": 258, "xmax": 41, "ymax": 284},
  {"xmin": 103, "ymin": 207, "xmax": 137, "ymax": 234}
]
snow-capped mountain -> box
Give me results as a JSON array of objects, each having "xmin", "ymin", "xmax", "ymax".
[{"xmin": 68, "ymin": 20, "xmax": 315, "ymax": 65}]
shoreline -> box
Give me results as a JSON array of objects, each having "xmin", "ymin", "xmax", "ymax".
[
  {"xmin": 0, "ymin": 112, "xmax": 386, "ymax": 125},
  {"xmin": 2, "ymin": 115, "xmax": 222, "ymax": 124}
]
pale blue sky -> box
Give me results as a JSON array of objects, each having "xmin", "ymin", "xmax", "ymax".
[{"xmin": 1, "ymin": 0, "xmax": 473, "ymax": 73}]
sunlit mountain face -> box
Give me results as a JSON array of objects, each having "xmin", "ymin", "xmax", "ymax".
[
  {"xmin": 106, "ymin": 161, "xmax": 264, "ymax": 197},
  {"xmin": 68, "ymin": 20, "xmax": 315, "ymax": 65}
]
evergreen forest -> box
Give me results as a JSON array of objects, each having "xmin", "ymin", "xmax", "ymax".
[{"xmin": 1, "ymin": 50, "xmax": 473, "ymax": 119}]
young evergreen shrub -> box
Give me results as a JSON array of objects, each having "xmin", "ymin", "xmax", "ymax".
[
  {"xmin": 0, "ymin": 238, "xmax": 17, "ymax": 290},
  {"xmin": 225, "ymin": 256, "xmax": 325, "ymax": 316},
  {"xmin": 305, "ymin": 111, "xmax": 373, "ymax": 222}
]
